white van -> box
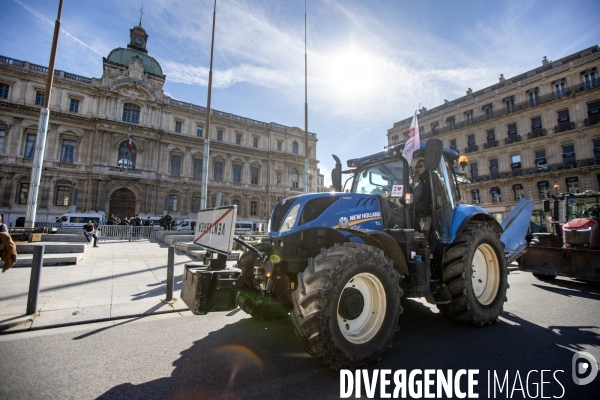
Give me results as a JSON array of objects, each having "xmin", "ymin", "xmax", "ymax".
[
  {"xmin": 56, "ymin": 212, "xmax": 105, "ymax": 229},
  {"xmin": 234, "ymin": 220, "xmax": 254, "ymax": 234},
  {"xmin": 175, "ymin": 218, "xmax": 196, "ymax": 231}
]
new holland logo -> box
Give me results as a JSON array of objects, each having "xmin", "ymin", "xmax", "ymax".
[{"xmin": 339, "ymin": 216, "xmax": 349, "ymax": 228}]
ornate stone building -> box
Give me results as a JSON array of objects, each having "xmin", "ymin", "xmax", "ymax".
[
  {"xmin": 388, "ymin": 45, "xmax": 600, "ymax": 226},
  {"xmin": 0, "ymin": 23, "xmax": 318, "ymax": 226}
]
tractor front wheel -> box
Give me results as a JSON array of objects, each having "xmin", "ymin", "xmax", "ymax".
[
  {"xmin": 437, "ymin": 223, "xmax": 508, "ymax": 326},
  {"xmin": 291, "ymin": 243, "xmax": 403, "ymax": 369}
]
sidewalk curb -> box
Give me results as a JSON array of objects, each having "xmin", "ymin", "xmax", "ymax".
[
  {"xmin": 1, "ymin": 306, "xmax": 190, "ymax": 334},
  {"xmin": 0, "ymin": 314, "xmax": 35, "ymax": 333}
]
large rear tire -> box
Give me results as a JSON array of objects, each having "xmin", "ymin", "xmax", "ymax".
[
  {"xmin": 436, "ymin": 223, "xmax": 508, "ymax": 326},
  {"xmin": 236, "ymin": 243, "xmax": 288, "ymax": 320},
  {"xmin": 291, "ymin": 243, "xmax": 403, "ymax": 369}
]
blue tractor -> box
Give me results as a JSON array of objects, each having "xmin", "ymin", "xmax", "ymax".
[{"xmin": 199, "ymin": 139, "xmax": 533, "ymax": 369}]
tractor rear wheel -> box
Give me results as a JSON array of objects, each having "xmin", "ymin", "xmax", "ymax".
[
  {"xmin": 236, "ymin": 243, "xmax": 288, "ymax": 320},
  {"xmin": 291, "ymin": 242, "xmax": 403, "ymax": 369},
  {"xmin": 437, "ymin": 223, "xmax": 508, "ymax": 326}
]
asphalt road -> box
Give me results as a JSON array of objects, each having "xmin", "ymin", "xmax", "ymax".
[{"xmin": 0, "ymin": 270, "xmax": 599, "ymax": 400}]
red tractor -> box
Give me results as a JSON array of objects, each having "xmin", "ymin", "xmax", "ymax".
[{"xmin": 519, "ymin": 191, "xmax": 600, "ymax": 282}]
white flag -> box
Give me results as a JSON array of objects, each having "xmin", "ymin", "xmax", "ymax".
[{"xmin": 402, "ymin": 111, "xmax": 420, "ymax": 167}]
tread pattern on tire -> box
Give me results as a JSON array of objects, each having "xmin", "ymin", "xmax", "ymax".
[
  {"xmin": 436, "ymin": 222, "xmax": 508, "ymax": 326},
  {"xmin": 291, "ymin": 242, "xmax": 403, "ymax": 369}
]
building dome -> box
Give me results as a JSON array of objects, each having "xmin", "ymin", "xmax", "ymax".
[{"xmin": 105, "ymin": 47, "xmax": 163, "ymax": 77}]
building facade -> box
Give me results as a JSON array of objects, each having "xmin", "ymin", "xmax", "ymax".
[
  {"xmin": 388, "ymin": 45, "xmax": 600, "ymax": 226},
  {"xmin": 0, "ymin": 23, "xmax": 318, "ymax": 226}
]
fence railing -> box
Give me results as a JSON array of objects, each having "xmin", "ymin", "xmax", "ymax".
[{"xmin": 98, "ymin": 226, "xmax": 164, "ymax": 241}]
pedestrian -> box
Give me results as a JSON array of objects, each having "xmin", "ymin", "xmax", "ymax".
[
  {"xmin": 83, "ymin": 220, "xmax": 99, "ymax": 247},
  {"xmin": 163, "ymin": 212, "xmax": 173, "ymax": 231},
  {"xmin": 143, "ymin": 217, "xmax": 153, "ymax": 227}
]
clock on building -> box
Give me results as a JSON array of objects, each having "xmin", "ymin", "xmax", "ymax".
[{"xmin": 134, "ymin": 35, "xmax": 144, "ymax": 46}]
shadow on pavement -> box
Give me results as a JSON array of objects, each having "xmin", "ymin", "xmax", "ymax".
[{"xmin": 95, "ymin": 296, "xmax": 600, "ymax": 399}]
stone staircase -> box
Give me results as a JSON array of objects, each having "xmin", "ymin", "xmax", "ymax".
[{"xmin": 13, "ymin": 234, "xmax": 91, "ymax": 267}]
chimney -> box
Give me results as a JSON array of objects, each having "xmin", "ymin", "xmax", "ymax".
[
  {"xmin": 466, "ymin": 88, "xmax": 473, "ymax": 95},
  {"xmin": 499, "ymin": 74, "xmax": 505, "ymax": 82},
  {"xmin": 542, "ymin": 56, "xmax": 550, "ymax": 66}
]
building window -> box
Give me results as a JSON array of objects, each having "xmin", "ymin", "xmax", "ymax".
[
  {"xmin": 168, "ymin": 195, "xmax": 178, "ymax": 212},
  {"xmin": 504, "ymin": 96, "xmax": 514, "ymax": 113},
  {"xmin": 60, "ymin": 139, "xmax": 76, "ymax": 163},
  {"xmin": 582, "ymin": 68, "xmax": 597, "ymax": 88},
  {"xmin": 535, "ymin": 150, "xmax": 547, "ymax": 171},
  {"xmin": 527, "ymin": 88, "xmax": 539, "ymax": 106},
  {"xmin": 593, "ymin": 139, "xmax": 600, "ymax": 162},
  {"xmin": 0, "ymin": 83, "xmax": 9, "ymax": 99},
  {"xmin": 117, "ymin": 140, "xmax": 136, "ymax": 168},
  {"xmin": 55, "ymin": 185, "xmax": 71, "ymax": 206},
  {"xmin": 490, "ymin": 187, "xmax": 501, "ymax": 203},
  {"xmin": 308, "ymin": 148, "xmax": 312, "ymax": 157},
  {"xmin": 213, "ymin": 161, "xmax": 223, "ymax": 181},
  {"xmin": 193, "ymin": 159, "xmax": 203, "ymax": 179},
  {"xmin": 562, "ymin": 144, "xmax": 576, "ymax": 167},
  {"xmin": 537, "ymin": 181, "xmax": 549, "ymax": 199},
  {"xmin": 565, "ymin": 177, "xmax": 579, "ymax": 193},
  {"xmin": 191, "ymin": 196, "xmax": 201, "ymax": 213},
  {"xmin": 531, "ymin": 117, "xmax": 543, "ymax": 136},
  {"xmin": 197, "ymin": 125, "xmax": 203, "ymax": 137},
  {"xmin": 18, "ymin": 183, "xmax": 29, "ymax": 204},
  {"xmin": 485, "ymin": 129, "xmax": 497, "ymax": 148},
  {"xmin": 464, "ymin": 110, "xmax": 473, "ymax": 125},
  {"xmin": 470, "ymin": 162, "xmax": 478, "ymax": 180},
  {"xmin": 511, "ymin": 155, "xmax": 521, "ymax": 175},
  {"xmin": 175, "ymin": 121, "xmax": 182, "ymax": 133},
  {"xmin": 35, "ymin": 91, "xmax": 44, "ymax": 106},
  {"xmin": 69, "ymin": 98, "xmax": 80, "ymax": 113},
  {"xmin": 292, "ymin": 141, "xmax": 299, "ymax": 154},
  {"xmin": 467, "ymin": 135, "xmax": 475, "ymax": 145},
  {"xmin": 24, "ymin": 134, "xmax": 36, "ymax": 159},
  {"xmin": 507, "ymin": 123, "xmax": 517, "ymax": 136},
  {"xmin": 586, "ymin": 101, "xmax": 600, "ymax": 127},
  {"xmin": 446, "ymin": 116, "xmax": 455, "ymax": 130},
  {"xmin": 251, "ymin": 167, "xmax": 259, "ymax": 185},
  {"xmin": 236, "ymin": 134, "xmax": 242, "ymax": 145},
  {"xmin": 170, "ymin": 155, "xmax": 181, "ymax": 176},
  {"xmin": 233, "ymin": 165, "xmax": 242, "ymax": 183},
  {"xmin": 291, "ymin": 168, "xmax": 299, "ymax": 188},
  {"xmin": 277, "ymin": 172, "xmax": 282, "ymax": 184},
  {"xmin": 0, "ymin": 129, "xmax": 5, "ymax": 154},
  {"xmin": 392, "ymin": 135, "xmax": 398, "ymax": 144},
  {"xmin": 449, "ymin": 139, "xmax": 457, "ymax": 150},
  {"xmin": 554, "ymin": 79, "xmax": 566, "ymax": 98},
  {"xmin": 122, "ymin": 103, "xmax": 140, "ymax": 124},
  {"xmin": 471, "ymin": 189, "xmax": 480, "ymax": 204},
  {"xmin": 217, "ymin": 130, "xmax": 223, "ymax": 141},
  {"xmin": 250, "ymin": 200, "xmax": 258, "ymax": 216},
  {"xmin": 556, "ymin": 109, "xmax": 572, "ymax": 132},
  {"xmin": 512, "ymin": 184, "xmax": 524, "ymax": 201},
  {"xmin": 277, "ymin": 141, "xmax": 282, "ymax": 151},
  {"xmin": 253, "ymin": 138, "xmax": 259, "ymax": 148},
  {"xmin": 490, "ymin": 159, "xmax": 499, "ymax": 178},
  {"xmin": 482, "ymin": 104, "xmax": 493, "ymax": 120}
]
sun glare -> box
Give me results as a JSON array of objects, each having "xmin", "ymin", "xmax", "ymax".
[{"xmin": 322, "ymin": 46, "xmax": 384, "ymax": 101}]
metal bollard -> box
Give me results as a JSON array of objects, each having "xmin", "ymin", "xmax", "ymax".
[
  {"xmin": 26, "ymin": 245, "xmax": 44, "ymax": 315},
  {"xmin": 166, "ymin": 245, "xmax": 174, "ymax": 301}
]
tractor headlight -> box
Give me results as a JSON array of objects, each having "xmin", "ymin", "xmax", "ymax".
[{"xmin": 279, "ymin": 204, "xmax": 300, "ymax": 233}]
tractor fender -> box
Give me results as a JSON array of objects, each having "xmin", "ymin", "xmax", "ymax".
[
  {"xmin": 449, "ymin": 206, "xmax": 503, "ymax": 244},
  {"xmin": 338, "ymin": 228, "xmax": 409, "ymax": 277}
]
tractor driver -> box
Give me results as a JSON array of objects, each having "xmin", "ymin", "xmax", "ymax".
[{"xmin": 412, "ymin": 160, "xmax": 432, "ymax": 216}]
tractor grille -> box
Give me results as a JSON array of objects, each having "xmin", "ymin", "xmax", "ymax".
[{"xmin": 564, "ymin": 230, "xmax": 591, "ymax": 246}]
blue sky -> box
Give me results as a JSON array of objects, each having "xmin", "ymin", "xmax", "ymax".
[{"xmin": 1, "ymin": 0, "xmax": 599, "ymax": 185}]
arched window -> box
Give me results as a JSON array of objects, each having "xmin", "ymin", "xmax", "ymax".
[
  {"xmin": 291, "ymin": 168, "xmax": 299, "ymax": 188},
  {"xmin": 292, "ymin": 141, "xmax": 299, "ymax": 154},
  {"xmin": 117, "ymin": 140, "xmax": 137, "ymax": 169},
  {"xmin": 122, "ymin": 103, "xmax": 140, "ymax": 124}
]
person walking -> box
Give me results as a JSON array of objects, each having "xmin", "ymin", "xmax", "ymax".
[
  {"xmin": 163, "ymin": 212, "xmax": 173, "ymax": 231},
  {"xmin": 83, "ymin": 220, "xmax": 99, "ymax": 247}
]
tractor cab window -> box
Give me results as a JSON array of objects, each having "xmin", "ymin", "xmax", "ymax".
[
  {"xmin": 352, "ymin": 160, "xmax": 404, "ymax": 196},
  {"xmin": 421, "ymin": 155, "xmax": 455, "ymax": 241}
]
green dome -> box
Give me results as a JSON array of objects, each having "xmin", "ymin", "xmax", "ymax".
[{"xmin": 106, "ymin": 48, "xmax": 163, "ymax": 77}]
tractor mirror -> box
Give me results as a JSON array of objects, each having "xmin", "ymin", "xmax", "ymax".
[
  {"xmin": 543, "ymin": 199, "xmax": 550, "ymax": 213},
  {"xmin": 331, "ymin": 154, "xmax": 342, "ymax": 192},
  {"xmin": 424, "ymin": 139, "xmax": 443, "ymax": 170}
]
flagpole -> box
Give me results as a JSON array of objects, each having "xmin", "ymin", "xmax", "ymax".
[
  {"xmin": 201, "ymin": 0, "xmax": 217, "ymax": 210},
  {"xmin": 303, "ymin": 0, "xmax": 309, "ymax": 194}
]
